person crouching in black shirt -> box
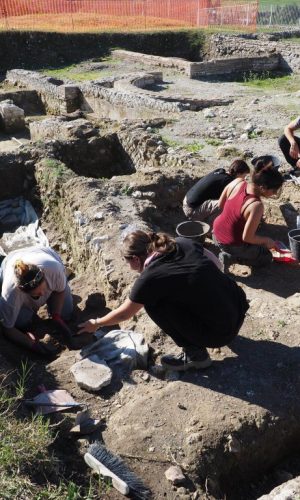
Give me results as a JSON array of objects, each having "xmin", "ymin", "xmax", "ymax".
[
  {"xmin": 183, "ymin": 159, "xmax": 250, "ymax": 227},
  {"xmin": 78, "ymin": 231, "xmax": 249, "ymax": 371}
]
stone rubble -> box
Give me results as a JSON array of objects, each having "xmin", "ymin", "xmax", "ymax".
[
  {"xmin": 0, "ymin": 100, "xmax": 25, "ymax": 133},
  {"xmin": 70, "ymin": 355, "xmax": 112, "ymax": 392},
  {"xmin": 257, "ymin": 475, "xmax": 300, "ymax": 499},
  {"xmin": 165, "ymin": 465, "xmax": 186, "ymax": 485},
  {"xmin": 79, "ymin": 329, "xmax": 149, "ymax": 370}
]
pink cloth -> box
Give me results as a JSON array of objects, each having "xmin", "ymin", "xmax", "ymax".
[{"xmin": 143, "ymin": 252, "xmax": 161, "ymax": 269}]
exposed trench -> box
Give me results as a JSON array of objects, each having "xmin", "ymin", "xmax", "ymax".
[{"xmin": 0, "ymin": 123, "xmax": 300, "ymax": 499}]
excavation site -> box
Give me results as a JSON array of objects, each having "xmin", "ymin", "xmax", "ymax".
[{"xmin": 0, "ymin": 27, "xmax": 300, "ymax": 500}]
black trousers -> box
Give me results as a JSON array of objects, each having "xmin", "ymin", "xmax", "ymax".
[
  {"xmin": 278, "ymin": 134, "xmax": 300, "ymax": 169},
  {"xmin": 145, "ymin": 300, "xmax": 247, "ymax": 350}
]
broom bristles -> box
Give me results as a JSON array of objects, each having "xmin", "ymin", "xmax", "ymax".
[{"xmin": 88, "ymin": 442, "xmax": 151, "ymax": 499}]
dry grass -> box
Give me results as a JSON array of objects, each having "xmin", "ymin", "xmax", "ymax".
[{"xmin": 0, "ymin": 13, "xmax": 191, "ymax": 32}]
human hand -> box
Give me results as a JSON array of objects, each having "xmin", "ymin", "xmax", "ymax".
[
  {"xmin": 77, "ymin": 319, "xmax": 99, "ymax": 335},
  {"xmin": 290, "ymin": 141, "xmax": 300, "ymax": 160},
  {"xmin": 264, "ymin": 238, "xmax": 276, "ymax": 250}
]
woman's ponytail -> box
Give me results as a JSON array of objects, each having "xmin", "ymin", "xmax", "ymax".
[{"xmin": 123, "ymin": 230, "xmax": 176, "ymax": 258}]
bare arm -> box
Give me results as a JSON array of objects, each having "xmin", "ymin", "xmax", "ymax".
[
  {"xmin": 77, "ymin": 298, "xmax": 143, "ymax": 334},
  {"xmin": 3, "ymin": 326, "xmax": 35, "ymax": 349},
  {"xmin": 242, "ymin": 202, "xmax": 275, "ymax": 248},
  {"xmin": 284, "ymin": 119, "xmax": 300, "ymax": 160},
  {"xmin": 49, "ymin": 290, "xmax": 65, "ymax": 316}
]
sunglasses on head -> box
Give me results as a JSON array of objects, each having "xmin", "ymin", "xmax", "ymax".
[
  {"xmin": 18, "ymin": 269, "xmax": 44, "ymax": 292},
  {"xmin": 123, "ymin": 255, "xmax": 134, "ymax": 261}
]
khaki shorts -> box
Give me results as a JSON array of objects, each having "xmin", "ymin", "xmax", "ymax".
[{"xmin": 183, "ymin": 196, "xmax": 221, "ymax": 226}]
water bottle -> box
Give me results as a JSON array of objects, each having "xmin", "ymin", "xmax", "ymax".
[{"xmin": 297, "ymin": 215, "xmax": 300, "ymax": 229}]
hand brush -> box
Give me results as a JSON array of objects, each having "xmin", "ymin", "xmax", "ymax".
[{"xmin": 84, "ymin": 442, "xmax": 151, "ymax": 499}]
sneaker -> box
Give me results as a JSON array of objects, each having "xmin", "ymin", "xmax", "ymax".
[{"xmin": 161, "ymin": 348, "xmax": 212, "ymax": 371}]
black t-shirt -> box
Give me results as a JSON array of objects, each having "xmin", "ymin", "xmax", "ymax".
[
  {"xmin": 129, "ymin": 238, "xmax": 248, "ymax": 337},
  {"xmin": 186, "ymin": 168, "xmax": 232, "ymax": 209}
]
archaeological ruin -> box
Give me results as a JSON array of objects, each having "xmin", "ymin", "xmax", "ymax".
[{"xmin": 0, "ymin": 27, "xmax": 300, "ymax": 500}]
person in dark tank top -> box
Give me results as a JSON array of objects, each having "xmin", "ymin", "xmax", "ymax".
[{"xmin": 183, "ymin": 159, "xmax": 250, "ymax": 227}]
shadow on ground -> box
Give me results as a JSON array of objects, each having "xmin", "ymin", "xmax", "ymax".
[{"xmin": 182, "ymin": 335, "xmax": 300, "ymax": 414}]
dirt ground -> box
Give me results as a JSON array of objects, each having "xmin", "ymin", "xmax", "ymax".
[{"xmin": 1, "ymin": 57, "xmax": 300, "ymax": 499}]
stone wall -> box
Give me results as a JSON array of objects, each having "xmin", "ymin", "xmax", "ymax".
[
  {"xmin": 0, "ymin": 90, "xmax": 44, "ymax": 115},
  {"xmin": 0, "ymin": 150, "xmax": 36, "ymax": 201},
  {"xmin": 113, "ymin": 49, "xmax": 191, "ymax": 75},
  {"xmin": 117, "ymin": 121, "xmax": 201, "ymax": 176},
  {"xmin": 208, "ymin": 33, "xmax": 300, "ymax": 74},
  {"xmin": 0, "ymin": 31, "xmax": 206, "ymax": 73},
  {"xmin": 190, "ymin": 54, "xmax": 280, "ymax": 78},
  {"xmin": 6, "ymin": 70, "xmax": 79, "ymax": 114},
  {"xmin": 113, "ymin": 48, "xmax": 280, "ymax": 79},
  {"xmin": 0, "ymin": 117, "xmax": 200, "ymax": 202},
  {"xmin": 78, "ymin": 80, "xmax": 191, "ymax": 116},
  {"xmin": 7, "ymin": 69, "xmax": 231, "ymax": 118}
]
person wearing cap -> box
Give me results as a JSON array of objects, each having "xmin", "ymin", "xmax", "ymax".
[
  {"xmin": 278, "ymin": 117, "xmax": 300, "ymax": 172},
  {"xmin": 0, "ymin": 246, "xmax": 73, "ymax": 355},
  {"xmin": 213, "ymin": 157, "xmax": 284, "ymax": 271},
  {"xmin": 183, "ymin": 160, "xmax": 250, "ymax": 227}
]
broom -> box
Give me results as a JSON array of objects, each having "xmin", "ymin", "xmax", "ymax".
[{"xmin": 84, "ymin": 442, "xmax": 151, "ymax": 499}]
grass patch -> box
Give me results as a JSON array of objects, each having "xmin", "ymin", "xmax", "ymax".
[
  {"xmin": 0, "ymin": 362, "xmax": 107, "ymax": 499},
  {"xmin": 242, "ymin": 73, "xmax": 300, "ymax": 93},
  {"xmin": 40, "ymin": 159, "xmax": 71, "ymax": 184},
  {"xmin": 206, "ymin": 138, "xmax": 223, "ymax": 147},
  {"xmin": 121, "ymin": 184, "xmax": 133, "ymax": 196},
  {"xmin": 281, "ymin": 37, "xmax": 300, "ymax": 44},
  {"xmin": 161, "ymin": 137, "xmax": 180, "ymax": 148},
  {"xmin": 184, "ymin": 142, "xmax": 205, "ymax": 153},
  {"xmin": 258, "ymin": 0, "xmax": 299, "ymax": 8},
  {"xmin": 161, "ymin": 137, "xmax": 204, "ymax": 153},
  {"xmin": 42, "ymin": 56, "xmax": 124, "ymax": 81},
  {"xmin": 249, "ymin": 130, "xmax": 259, "ymax": 139},
  {"xmin": 43, "ymin": 65, "xmax": 108, "ymax": 82}
]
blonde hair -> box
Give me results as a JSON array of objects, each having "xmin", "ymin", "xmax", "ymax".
[{"xmin": 123, "ymin": 231, "xmax": 176, "ymax": 259}]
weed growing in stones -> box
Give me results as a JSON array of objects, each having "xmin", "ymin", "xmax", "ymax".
[
  {"xmin": 161, "ymin": 137, "xmax": 204, "ymax": 153},
  {"xmin": 249, "ymin": 130, "xmax": 259, "ymax": 139},
  {"xmin": 184, "ymin": 142, "xmax": 205, "ymax": 153},
  {"xmin": 38, "ymin": 159, "xmax": 72, "ymax": 192},
  {"xmin": 161, "ymin": 137, "xmax": 180, "ymax": 148},
  {"xmin": 243, "ymin": 70, "xmax": 271, "ymax": 83},
  {"xmin": 277, "ymin": 320, "xmax": 287, "ymax": 328},
  {"xmin": 121, "ymin": 185, "xmax": 133, "ymax": 196},
  {"xmin": 206, "ymin": 138, "xmax": 223, "ymax": 147}
]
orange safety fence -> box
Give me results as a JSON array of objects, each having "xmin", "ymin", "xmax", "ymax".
[{"xmin": 0, "ymin": 0, "xmax": 258, "ymax": 32}]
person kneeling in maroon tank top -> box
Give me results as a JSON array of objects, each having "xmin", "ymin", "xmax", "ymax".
[{"xmin": 213, "ymin": 157, "xmax": 284, "ymax": 272}]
